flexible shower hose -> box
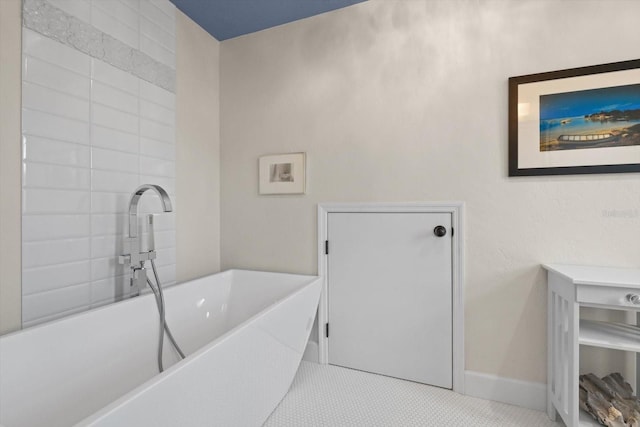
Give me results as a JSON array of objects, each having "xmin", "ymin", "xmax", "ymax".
[{"xmin": 145, "ymin": 258, "xmax": 185, "ymax": 372}]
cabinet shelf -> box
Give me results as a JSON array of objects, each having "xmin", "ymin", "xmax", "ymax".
[
  {"xmin": 546, "ymin": 264, "xmax": 640, "ymax": 427},
  {"xmin": 579, "ymin": 319, "xmax": 640, "ymax": 353}
]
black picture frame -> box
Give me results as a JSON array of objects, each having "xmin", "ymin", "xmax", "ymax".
[{"xmin": 508, "ymin": 59, "xmax": 640, "ymax": 176}]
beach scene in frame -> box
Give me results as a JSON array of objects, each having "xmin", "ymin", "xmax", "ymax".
[{"xmin": 539, "ymin": 83, "xmax": 640, "ymax": 151}]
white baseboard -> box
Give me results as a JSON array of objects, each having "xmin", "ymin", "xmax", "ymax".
[{"xmin": 464, "ymin": 371, "xmax": 546, "ymax": 412}]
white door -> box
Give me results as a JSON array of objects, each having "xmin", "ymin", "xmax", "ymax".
[{"xmin": 327, "ymin": 212, "xmax": 452, "ymax": 388}]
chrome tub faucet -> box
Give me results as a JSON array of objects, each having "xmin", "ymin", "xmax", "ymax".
[{"xmin": 119, "ymin": 184, "xmax": 172, "ymax": 294}]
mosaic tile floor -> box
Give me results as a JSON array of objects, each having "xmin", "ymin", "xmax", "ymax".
[{"xmin": 265, "ymin": 361, "xmax": 563, "ymax": 426}]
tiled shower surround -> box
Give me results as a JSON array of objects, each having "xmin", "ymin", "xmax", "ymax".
[{"xmin": 21, "ymin": 0, "xmax": 177, "ymax": 326}]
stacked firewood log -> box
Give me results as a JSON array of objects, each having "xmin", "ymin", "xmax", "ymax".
[{"xmin": 579, "ymin": 373, "xmax": 640, "ymax": 427}]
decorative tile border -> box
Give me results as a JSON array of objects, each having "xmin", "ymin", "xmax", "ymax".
[{"xmin": 23, "ymin": 0, "xmax": 175, "ymax": 92}]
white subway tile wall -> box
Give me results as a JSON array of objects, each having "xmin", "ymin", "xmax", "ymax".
[
  {"xmin": 23, "ymin": 135, "xmax": 92, "ymax": 167},
  {"xmin": 46, "ymin": 0, "xmax": 91, "ymax": 22},
  {"xmin": 21, "ymin": 0, "xmax": 176, "ymax": 326},
  {"xmin": 91, "ymin": 4, "xmax": 140, "ymax": 50}
]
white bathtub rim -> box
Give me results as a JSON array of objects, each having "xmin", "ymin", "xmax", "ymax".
[
  {"xmin": 0, "ymin": 271, "xmax": 237, "ymax": 341},
  {"xmin": 1, "ymin": 269, "xmax": 311, "ymax": 340},
  {"xmin": 76, "ymin": 273, "xmax": 321, "ymax": 426}
]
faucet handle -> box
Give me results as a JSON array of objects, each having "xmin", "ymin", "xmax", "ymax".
[
  {"xmin": 147, "ymin": 214, "xmax": 155, "ymax": 252},
  {"xmin": 131, "ymin": 266, "xmax": 147, "ymax": 295}
]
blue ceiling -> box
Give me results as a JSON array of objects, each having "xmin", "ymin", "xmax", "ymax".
[{"xmin": 170, "ymin": 0, "xmax": 366, "ymax": 41}]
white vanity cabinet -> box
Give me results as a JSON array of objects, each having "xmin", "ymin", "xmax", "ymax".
[{"xmin": 544, "ymin": 264, "xmax": 640, "ymax": 427}]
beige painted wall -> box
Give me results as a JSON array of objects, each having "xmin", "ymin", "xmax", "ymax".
[
  {"xmin": 0, "ymin": 0, "xmax": 23, "ymax": 334},
  {"xmin": 0, "ymin": 5, "xmax": 221, "ymax": 334},
  {"xmin": 175, "ymin": 10, "xmax": 221, "ymax": 281},
  {"xmin": 220, "ymin": 0, "xmax": 640, "ymax": 384}
]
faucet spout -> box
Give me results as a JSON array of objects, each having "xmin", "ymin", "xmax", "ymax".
[{"xmin": 128, "ymin": 184, "xmax": 172, "ymax": 238}]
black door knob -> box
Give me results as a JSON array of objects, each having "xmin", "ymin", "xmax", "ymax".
[{"xmin": 434, "ymin": 226, "xmax": 447, "ymax": 237}]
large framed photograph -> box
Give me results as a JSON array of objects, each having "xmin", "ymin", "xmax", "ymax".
[
  {"xmin": 259, "ymin": 152, "xmax": 306, "ymax": 195},
  {"xmin": 509, "ymin": 59, "xmax": 640, "ymax": 176}
]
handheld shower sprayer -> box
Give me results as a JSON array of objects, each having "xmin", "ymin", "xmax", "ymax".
[{"xmin": 119, "ymin": 184, "xmax": 184, "ymax": 372}]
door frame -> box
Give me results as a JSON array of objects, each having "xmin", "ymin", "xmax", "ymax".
[{"xmin": 317, "ymin": 202, "xmax": 465, "ymax": 394}]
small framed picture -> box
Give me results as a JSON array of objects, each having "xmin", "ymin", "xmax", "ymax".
[
  {"xmin": 509, "ymin": 59, "xmax": 640, "ymax": 176},
  {"xmin": 259, "ymin": 152, "xmax": 306, "ymax": 195}
]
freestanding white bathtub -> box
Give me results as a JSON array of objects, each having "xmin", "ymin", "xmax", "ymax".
[{"xmin": 0, "ymin": 270, "xmax": 322, "ymax": 427}]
